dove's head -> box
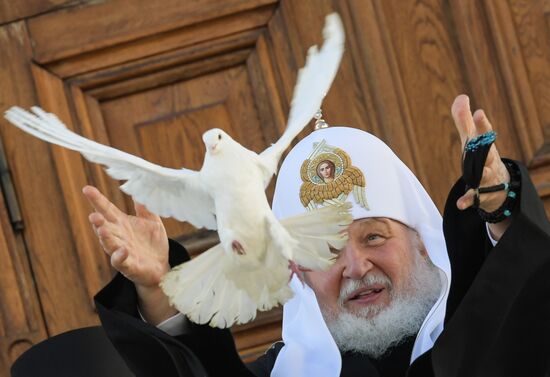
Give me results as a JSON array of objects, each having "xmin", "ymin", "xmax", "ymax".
[{"xmin": 202, "ymin": 128, "xmax": 231, "ymax": 155}]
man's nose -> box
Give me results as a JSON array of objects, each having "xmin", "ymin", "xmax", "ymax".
[{"xmin": 341, "ymin": 243, "xmax": 374, "ymax": 279}]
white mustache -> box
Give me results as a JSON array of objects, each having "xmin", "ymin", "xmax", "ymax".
[{"xmin": 339, "ymin": 274, "xmax": 392, "ymax": 303}]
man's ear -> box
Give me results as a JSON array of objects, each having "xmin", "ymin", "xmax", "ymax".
[
  {"xmin": 412, "ymin": 230, "xmax": 429, "ymax": 258},
  {"xmin": 419, "ymin": 244, "xmax": 429, "ymax": 258}
]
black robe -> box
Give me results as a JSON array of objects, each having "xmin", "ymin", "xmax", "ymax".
[{"xmin": 94, "ymin": 161, "xmax": 550, "ymax": 376}]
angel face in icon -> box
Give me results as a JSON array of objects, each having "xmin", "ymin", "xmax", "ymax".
[{"xmin": 317, "ymin": 160, "xmax": 336, "ymax": 183}]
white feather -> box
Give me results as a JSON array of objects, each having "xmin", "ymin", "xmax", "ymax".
[{"xmin": 259, "ymin": 13, "xmax": 345, "ymax": 179}]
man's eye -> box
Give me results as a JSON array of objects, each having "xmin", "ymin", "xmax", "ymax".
[
  {"xmin": 365, "ymin": 234, "xmax": 383, "ymax": 243},
  {"xmin": 329, "ymin": 246, "xmax": 341, "ymax": 255}
]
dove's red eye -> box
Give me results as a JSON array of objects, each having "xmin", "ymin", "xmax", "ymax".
[{"xmin": 218, "ymin": 134, "xmax": 222, "ymax": 140}]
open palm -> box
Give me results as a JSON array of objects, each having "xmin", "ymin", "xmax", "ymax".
[{"xmin": 83, "ymin": 185, "xmax": 170, "ymax": 288}]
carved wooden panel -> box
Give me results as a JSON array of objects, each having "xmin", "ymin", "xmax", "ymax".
[
  {"xmin": 482, "ymin": 0, "xmax": 550, "ymax": 209},
  {"xmin": 448, "ymin": 0, "xmax": 524, "ymax": 162},
  {"xmin": 0, "ymin": 182, "xmax": 46, "ymax": 374},
  {"xmin": 27, "ymin": 0, "xmax": 278, "ymax": 63},
  {"xmin": 0, "ymin": 0, "xmax": 78, "ymax": 24},
  {"xmin": 0, "ymin": 21, "xmax": 66, "ymax": 377},
  {"xmin": 1, "ymin": 0, "xmax": 550, "ymax": 375},
  {"xmin": 482, "ymin": 1, "xmax": 547, "ymax": 165},
  {"xmin": 505, "ymin": 0, "xmax": 550, "ymax": 165},
  {"xmin": 33, "ymin": 64, "xmax": 114, "ymax": 302},
  {"xmin": 371, "ymin": 0, "xmax": 471, "ymax": 208},
  {"xmin": 20, "ymin": 0, "xmax": 286, "ymax": 365},
  {"xmin": 339, "ymin": 0, "xmax": 425, "ymax": 178}
]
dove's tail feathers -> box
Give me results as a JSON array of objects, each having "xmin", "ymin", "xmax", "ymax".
[
  {"xmin": 161, "ymin": 244, "xmax": 251, "ymax": 328},
  {"xmin": 280, "ymin": 202, "xmax": 352, "ymax": 271},
  {"xmin": 161, "ymin": 244, "xmax": 292, "ymax": 329}
]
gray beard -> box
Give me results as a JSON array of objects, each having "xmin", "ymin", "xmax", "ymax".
[{"xmin": 322, "ymin": 253, "xmax": 443, "ymax": 359}]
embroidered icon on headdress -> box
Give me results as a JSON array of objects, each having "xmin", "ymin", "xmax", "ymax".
[{"xmin": 299, "ymin": 139, "xmax": 369, "ymax": 210}]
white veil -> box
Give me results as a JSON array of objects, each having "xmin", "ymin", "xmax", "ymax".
[{"xmin": 271, "ymin": 126, "xmax": 451, "ymax": 377}]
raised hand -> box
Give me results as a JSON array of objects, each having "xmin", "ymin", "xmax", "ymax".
[
  {"xmin": 451, "ymin": 95, "xmax": 511, "ymax": 212},
  {"xmin": 83, "ymin": 185, "xmax": 170, "ymax": 287},
  {"xmin": 451, "ymin": 94, "xmax": 512, "ymax": 240},
  {"xmin": 83, "ymin": 185, "xmax": 176, "ymax": 324}
]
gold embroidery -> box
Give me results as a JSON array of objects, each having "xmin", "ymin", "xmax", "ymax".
[{"xmin": 299, "ymin": 140, "xmax": 369, "ymax": 210}]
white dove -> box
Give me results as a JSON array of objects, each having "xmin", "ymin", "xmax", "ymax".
[{"xmin": 4, "ymin": 13, "xmax": 350, "ymax": 328}]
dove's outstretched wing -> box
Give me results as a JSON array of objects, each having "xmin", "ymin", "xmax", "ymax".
[
  {"xmin": 259, "ymin": 13, "xmax": 345, "ymax": 182},
  {"xmin": 4, "ymin": 106, "xmax": 217, "ymax": 230}
]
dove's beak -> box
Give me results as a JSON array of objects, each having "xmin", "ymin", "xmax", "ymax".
[{"xmin": 208, "ymin": 143, "xmax": 219, "ymax": 154}]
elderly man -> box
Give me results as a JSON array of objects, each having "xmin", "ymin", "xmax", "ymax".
[{"xmin": 87, "ymin": 95, "xmax": 550, "ymax": 376}]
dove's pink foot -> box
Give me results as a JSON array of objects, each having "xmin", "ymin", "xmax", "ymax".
[
  {"xmin": 232, "ymin": 240, "xmax": 245, "ymax": 255},
  {"xmin": 288, "ymin": 261, "xmax": 311, "ymax": 283}
]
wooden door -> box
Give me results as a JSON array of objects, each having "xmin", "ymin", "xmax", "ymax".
[{"xmin": 1, "ymin": 0, "xmax": 549, "ymax": 375}]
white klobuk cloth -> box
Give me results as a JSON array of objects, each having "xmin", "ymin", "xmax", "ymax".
[{"xmin": 271, "ymin": 126, "xmax": 451, "ymax": 377}]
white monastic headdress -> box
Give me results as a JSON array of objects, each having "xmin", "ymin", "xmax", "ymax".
[{"xmin": 271, "ymin": 126, "xmax": 451, "ymax": 377}]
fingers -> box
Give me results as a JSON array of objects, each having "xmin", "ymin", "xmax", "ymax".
[
  {"xmin": 456, "ymin": 189, "xmax": 476, "ymax": 210},
  {"xmin": 452, "ymin": 97, "xmax": 509, "ymax": 212},
  {"xmin": 472, "ymin": 109, "xmax": 493, "ymax": 134},
  {"xmin": 88, "ymin": 211, "xmax": 125, "ymax": 254},
  {"xmin": 96, "ymin": 222, "xmax": 123, "ymax": 242},
  {"xmin": 88, "ymin": 212, "xmax": 105, "ymax": 228},
  {"xmin": 88, "ymin": 208, "xmax": 119, "ymax": 235},
  {"xmin": 82, "ymin": 185, "xmax": 123, "ymax": 223},
  {"xmin": 473, "ymin": 109, "xmax": 502, "ymax": 165},
  {"xmin": 83, "ymin": 186, "xmax": 143, "ymax": 279},
  {"xmin": 111, "ymin": 248, "xmax": 138, "ymax": 279},
  {"xmin": 111, "ymin": 247, "xmax": 130, "ymax": 271},
  {"xmin": 451, "ymin": 94, "xmax": 476, "ymax": 147},
  {"xmin": 98, "ymin": 228, "xmax": 124, "ymax": 256}
]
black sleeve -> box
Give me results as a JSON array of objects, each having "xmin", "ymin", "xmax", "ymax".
[
  {"xmin": 246, "ymin": 342, "xmax": 284, "ymax": 376},
  {"xmin": 431, "ymin": 160, "xmax": 550, "ymax": 376},
  {"xmin": 94, "ymin": 239, "xmax": 255, "ymax": 377}
]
